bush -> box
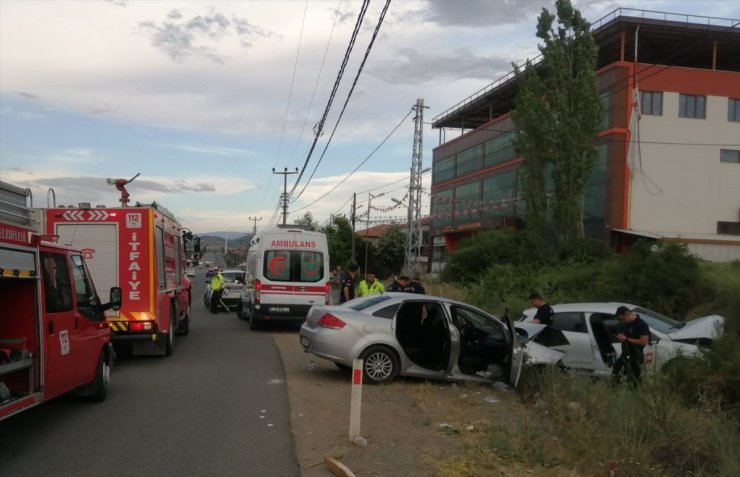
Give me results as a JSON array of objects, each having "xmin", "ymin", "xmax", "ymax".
[{"xmin": 441, "ymin": 230, "xmax": 537, "ymax": 285}]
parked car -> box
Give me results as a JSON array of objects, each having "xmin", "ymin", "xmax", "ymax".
[
  {"xmin": 520, "ymin": 302, "xmax": 725, "ymax": 377},
  {"xmin": 204, "ymin": 269, "xmax": 245, "ymax": 312},
  {"xmin": 185, "ymin": 268, "xmax": 196, "ymax": 277},
  {"xmin": 299, "ymin": 293, "xmax": 562, "ymax": 386}
]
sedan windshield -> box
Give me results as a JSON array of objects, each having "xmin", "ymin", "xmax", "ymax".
[{"xmin": 633, "ymin": 306, "xmax": 684, "ymax": 333}]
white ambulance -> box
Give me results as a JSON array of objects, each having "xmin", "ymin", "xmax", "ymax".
[{"xmin": 239, "ymin": 226, "xmax": 330, "ymax": 330}]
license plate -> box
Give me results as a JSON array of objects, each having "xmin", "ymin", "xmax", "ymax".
[
  {"xmin": 300, "ymin": 336, "xmax": 309, "ymax": 347},
  {"xmin": 271, "ymin": 307, "xmax": 290, "ymax": 313}
]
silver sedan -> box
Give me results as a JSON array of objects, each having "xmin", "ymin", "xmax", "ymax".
[{"xmin": 299, "ymin": 293, "xmax": 561, "ymax": 386}]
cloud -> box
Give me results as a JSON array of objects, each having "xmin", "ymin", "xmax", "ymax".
[
  {"xmin": 18, "ymin": 91, "xmax": 39, "ymax": 100},
  {"xmin": 397, "ymin": 0, "xmax": 545, "ymax": 27},
  {"xmin": 369, "ymin": 47, "xmax": 512, "ymax": 84},
  {"xmin": 152, "ymin": 141, "xmax": 257, "ymax": 158},
  {"xmin": 139, "ymin": 8, "xmax": 276, "ymax": 63}
]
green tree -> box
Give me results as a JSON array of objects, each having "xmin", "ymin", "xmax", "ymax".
[
  {"xmin": 320, "ymin": 215, "xmax": 356, "ymax": 268},
  {"xmin": 512, "ymin": 0, "xmax": 602, "ymax": 249},
  {"xmin": 374, "ymin": 227, "xmax": 405, "ymax": 278},
  {"xmin": 293, "ymin": 212, "xmax": 319, "ymax": 231}
]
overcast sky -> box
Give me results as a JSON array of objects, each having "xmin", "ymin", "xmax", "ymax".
[{"xmin": 2, "ymin": 0, "xmax": 738, "ymax": 234}]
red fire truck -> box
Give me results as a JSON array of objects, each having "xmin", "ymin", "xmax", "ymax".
[
  {"xmin": 1, "ymin": 181, "xmax": 120, "ymax": 421},
  {"xmin": 33, "ymin": 187, "xmax": 192, "ymax": 356}
]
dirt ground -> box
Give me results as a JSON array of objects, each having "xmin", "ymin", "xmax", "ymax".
[{"xmin": 273, "ymin": 331, "xmax": 526, "ymax": 477}]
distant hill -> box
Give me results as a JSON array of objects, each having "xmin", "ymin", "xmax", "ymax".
[{"xmin": 198, "ymin": 233, "xmax": 253, "ymax": 249}]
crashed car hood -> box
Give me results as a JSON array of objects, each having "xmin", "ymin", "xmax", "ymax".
[
  {"xmin": 669, "ymin": 314, "xmax": 725, "ymax": 341},
  {"xmin": 515, "ymin": 322, "xmax": 549, "ymax": 339}
]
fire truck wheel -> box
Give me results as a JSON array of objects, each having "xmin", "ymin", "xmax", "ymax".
[{"xmin": 89, "ymin": 353, "xmax": 109, "ymax": 402}]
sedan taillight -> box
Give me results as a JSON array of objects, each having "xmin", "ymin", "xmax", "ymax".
[{"xmin": 318, "ymin": 313, "xmax": 346, "ymax": 330}]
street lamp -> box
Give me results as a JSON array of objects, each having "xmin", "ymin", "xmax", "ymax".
[{"xmin": 364, "ymin": 192, "xmax": 384, "ymax": 274}]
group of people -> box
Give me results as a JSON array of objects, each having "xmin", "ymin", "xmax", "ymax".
[
  {"xmin": 528, "ymin": 292, "xmax": 650, "ymax": 386},
  {"xmin": 331, "ymin": 265, "xmax": 425, "ymax": 304}
]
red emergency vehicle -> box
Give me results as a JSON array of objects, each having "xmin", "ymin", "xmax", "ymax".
[
  {"xmin": 34, "ymin": 197, "xmax": 192, "ymax": 356},
  {"xmin": 1, "ymin": 181, "xmax": 119, "ymax": 421}
]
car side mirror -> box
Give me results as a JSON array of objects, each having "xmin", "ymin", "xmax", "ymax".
[{"xmin": 650, "ymin": 333, "xmax": 660, "ymax": 344}]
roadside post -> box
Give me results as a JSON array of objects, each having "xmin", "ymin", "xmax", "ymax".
[{"xmin": 349, "ymin": 359, "xmax": 363, "ymax": 441}]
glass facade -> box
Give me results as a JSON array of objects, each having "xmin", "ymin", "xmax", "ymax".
[
  {"xmin": 454, "ymin": 182, "xmax": 481, "ymax": 223},
  {"xmin": 483, "ymin": 170, "xmax": 516, "ymax": 217},
  {"xmin": 484, "ymin": 132, "xmax": 516, "ymax": 167},
  {"xmin": 456, "ymin": 145, "xmax": 483, "ymax": 177}
]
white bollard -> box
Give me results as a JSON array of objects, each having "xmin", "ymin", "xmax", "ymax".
[{"xmin": 349, "ymin": 358, "xmax": 363, "ymax": 441}]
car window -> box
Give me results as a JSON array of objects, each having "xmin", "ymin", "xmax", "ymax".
[
  {"xmin": 633, "ymin": 306, "xmax": 683, "ymax": 333},
  {"xmin": 372, "ymin": 304, "xmax": 400, "ymax": 319},
  {"xmin": 221, "ymin": 272, "xmax": 244, "ymax": 284},
  {"xmin": 346, "ymin": 294, "xmax": 393, "ymax": 311},
  {"xmin": 591, "ymin": 313, "xmax": 621, "ymax": 342},
  {"xmin": 452, "ymin": 306, "xmax": 501, "ymax": 333},
  {"xmin": 552, "ymin": 312, "xmax": 587, "ymax": 333},
  {"xmin": 40, "ymin": 252, "xmax": 73, "ymax": 313}
]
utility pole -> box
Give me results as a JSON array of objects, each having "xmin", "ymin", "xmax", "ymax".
[
  {"xmin": 248, "ymin": 216, "xmax": 262, "ymax": 235},
  {"xmin": 350, "ymin": 193, "xmax": 358, "ymax": 263},
  {"xmin": 364, "ymin": 192, "xmax": 384, "ymax": 275},
  {"xmin": 272, "ymin": 167, "xmax": 298, "ymax": 225},
  {"xmin": 406, "ymin": 98, "xmax": 428, "ymax": 274}
]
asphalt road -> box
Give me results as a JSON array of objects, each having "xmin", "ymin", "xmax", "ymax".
[{"xmin": 0, "ymin": 270, "xmax": 299, "ymax": 477}]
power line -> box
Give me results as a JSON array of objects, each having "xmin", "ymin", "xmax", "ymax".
[
  {"xmin": 292, "ymin": 0, "xmax": 393, "ymax": 201},
  {"xmin": 256, "ymin": 0, "xmax": 310, "ymax": 214},
  {"xmin": 287, "ymin": 0, "xmax": 344, "ymax": 168},
  {"xmin": 286, "ymin": 0, "xmax": 371, "ymax": 200},
  {"xmin": 291, "ymin": 108, "xmax": 413, "ymax": 214}
]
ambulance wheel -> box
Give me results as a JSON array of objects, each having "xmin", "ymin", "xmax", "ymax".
[
  {"xmin": 249, "ymin": 312, "xmax": 262, "ymax": 331},
  {"xmin": 89, "ymin": 352, "xmax": 109, "ymax": 402}
]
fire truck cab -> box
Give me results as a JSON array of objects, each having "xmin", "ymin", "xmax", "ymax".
[{"xmin": 1, "ymin": 181, "xmax": 120, "ymax": 421}]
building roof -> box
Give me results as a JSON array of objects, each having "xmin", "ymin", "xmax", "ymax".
[
  {"xmin": 432, "ymin": 8, "xmax": 740, "ymax": 130},
  {"xmin": 612, "ymin": 228, "xmax": 740, "ymax": 245}
]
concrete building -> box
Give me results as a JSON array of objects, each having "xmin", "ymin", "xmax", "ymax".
[{"xmin": 430, "ymin": 8, "xmax": 740, "ymax": 263}]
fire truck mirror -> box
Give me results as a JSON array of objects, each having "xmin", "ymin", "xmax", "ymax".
[{"xmin": 193, "ymin": 236, "xmax": 201, "ymax": 254}]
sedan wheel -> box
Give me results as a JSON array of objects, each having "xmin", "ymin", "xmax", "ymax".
[{"xmin": 360, "ymin": 345, "xmax": 399, "ymax": 384}]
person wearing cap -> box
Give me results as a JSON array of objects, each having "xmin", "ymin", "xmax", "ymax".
[
  {"xmin": 528, "ymin": 292, "xmax": 554, "ymax": 326},
  {"xmin": 210, "ymin": 267, "xmax": 224, "ymax": 314},
  {"xmin": 613, "ymin": 305, "xmax": 651, "ymax": 386}
]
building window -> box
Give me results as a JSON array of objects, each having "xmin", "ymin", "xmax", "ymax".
[
  {"xmin": 484, "ymin": 132, "xmax": 516, "ymax": 168},
  {"xmin": 717, "ymin": 221, "xmax": 740, "ymax": 236},
  {"xmin": 454, "ymin": 182, "xmax": 481, "ymax": 224},
  {"xmin": 456, "ymin": 145, "xmax": 482, "ymax": 177},
  {"xmin": 434, "ymin": 157, "xmax": 455, "ymax": 182},
  {"xmin": 432, "ymin": 189, "xmax": 453, "ymax": 228},
  {"xmin": 729, "ymin": 99, "xmax": 740, "ymax": 122},
  {"xmin": 679, "ymin": 94, "xmax": 706, "ymax": 119},
  {"xmin": 483, "ymin": 171, "xmax": 517, "ymax": 219},
  {"xmin": 720, "ymin": 149, "xmax": 740, "ymax": 163},
  {"xmin": 641, "ymin": 91, "xmax": 663, "ymax": 115},
  {"xmin": 598, "ymin": 92, "xmax": 610, "ymax": 129}
]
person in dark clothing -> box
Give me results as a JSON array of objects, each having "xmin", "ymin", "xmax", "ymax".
[
  {"xmin": 612, "ymin": 305, "xmax": 651, "ymax": 386},
  {"xmin": 528, "ymin": 292, "xmax": 554, "ymax": 326},
  {"xmin": 387, "ymin": 275, "xmax": 409, "ymax": 292},
  {"xmin": 408, "ymin": 272, "xmax": 426, "ymax": 294},
  {"xmin": 339, "ymin": 264, "xmax": 358, "ymax": 303}
]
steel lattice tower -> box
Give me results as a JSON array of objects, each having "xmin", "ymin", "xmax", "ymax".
[{"xmin": 406, "ymin": 98, "xmax": 426, "ymax": 274}]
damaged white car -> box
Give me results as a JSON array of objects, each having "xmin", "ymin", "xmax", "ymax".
[
  {"xmin": 520, "ymin": 302, "xmax": 725, "ymax": 377},
  {"xmin": 300, "ymin": 293, "xmax": 562, "ymax": 386}
]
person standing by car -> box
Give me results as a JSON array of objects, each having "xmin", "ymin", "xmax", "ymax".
[
  {"xmin": 210, "ymin": 267, "xmax": 224, "ymax": 314},
  {"xmin": 332, "ymin": 265, "xmax": 345, "ymax": 304},
  {"xmin": 529, "ymin": 292, "xmax": 554, "ymax": 326},
  {"xmin": 408, "ymin": 272, "xmax": 426, "ymax": 294},
  {"xmin": 340, "ymin": 264, "xmax": 358, "ymax": 303},
  {"xmin": 358, "ymin": 272, "xmax": 385, "ymax": 297},
  {"xmin": 613, "ymin": 306, "xmax": 650, "ymax": 386}
]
